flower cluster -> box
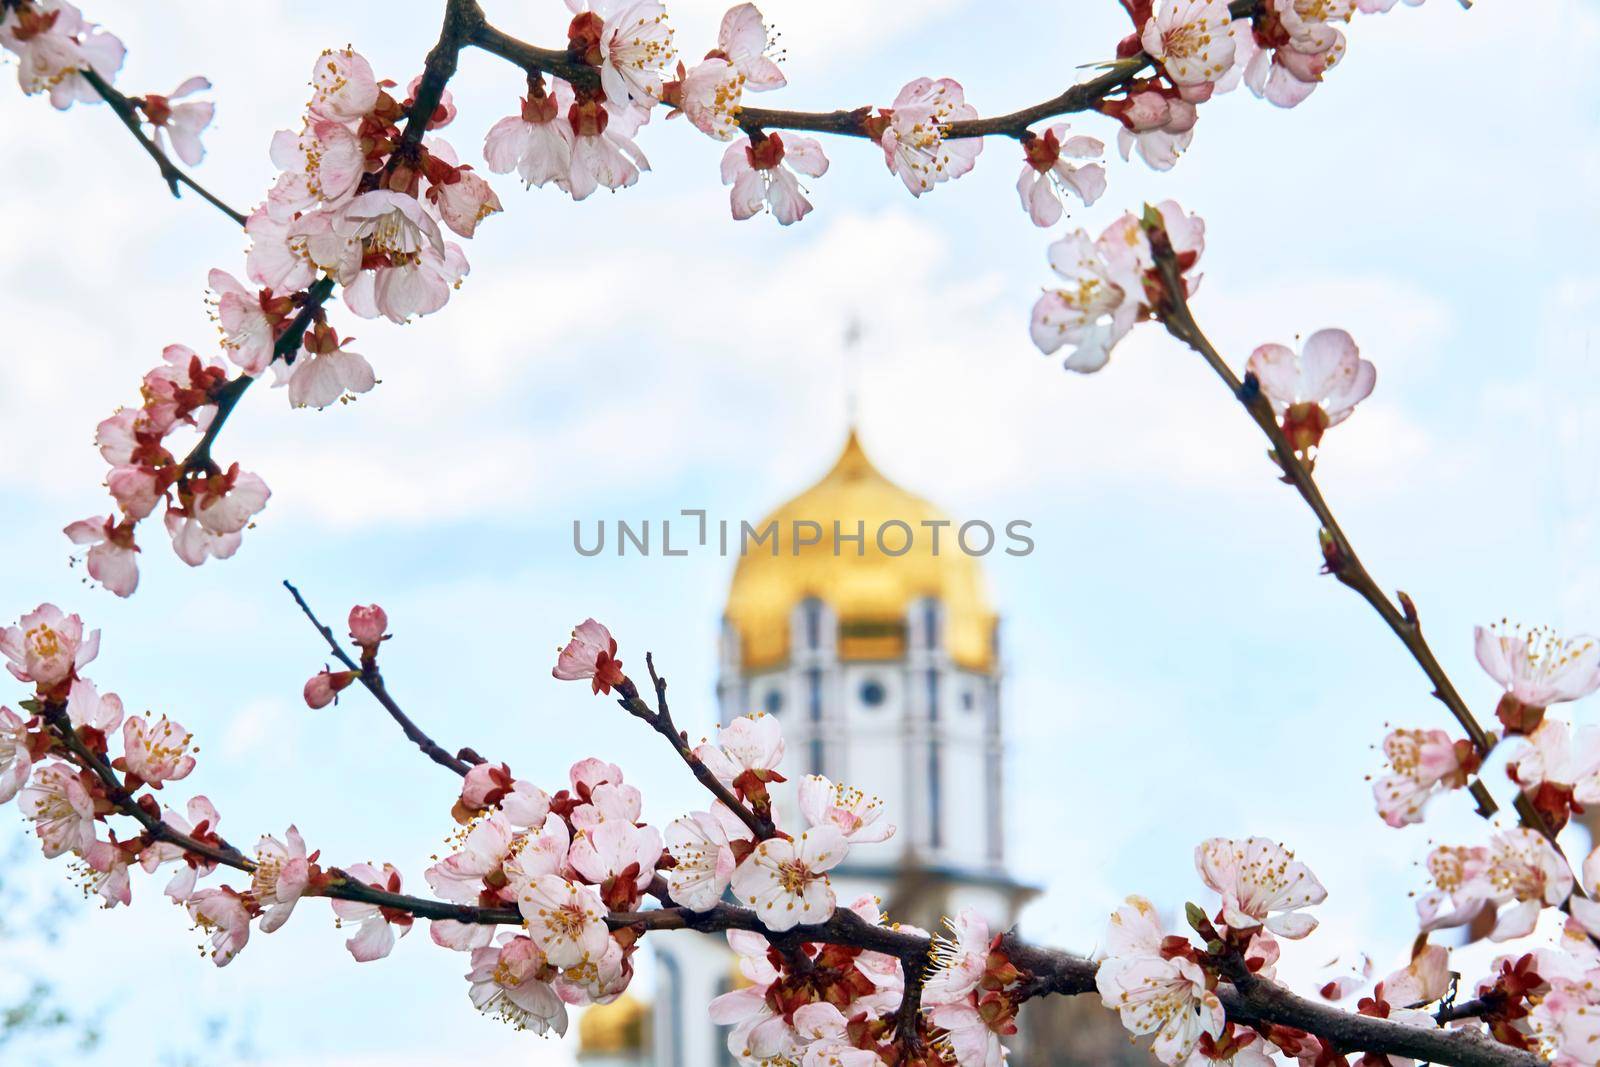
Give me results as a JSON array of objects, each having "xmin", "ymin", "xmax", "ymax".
[
  {"xmin": 0, "ymin": 0, "xmax": 123, "ymax": 109},
  {"xmin": 7, "ymin": 596, "xmax": 1589, "ymax": 1067},
  {"xmin": 710, "ymin": 895, "xmax": 920, "ymax": 1065},
  {"xmin": 1097, "ymin": 837, "xmax": 1337, "ymax": 1065},
  {"xmin": 19, "ymin": 0, "xmax": 1441, "ymax": 596},
  {"xmin": 1098, "ymin": 0, "xmax": 1422, "ymax": 175},
  {"xmin": 57, "ymin": 43, "xmax": 500, "ymax": 596},
  {"xmin": 0, "ymin": 603, "xmax": 309, "ymax": 961},
  {"xmin": 1031, "ymin": 200, "xmax": 1204, "ymax": 373},
  {"xmin": 924, "ymin": 911, "xmax": 1027, "ymax": 1067}
]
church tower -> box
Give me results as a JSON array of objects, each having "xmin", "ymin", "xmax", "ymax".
[{"xmin": 636, "ymin": 430, "xmax": 1034, "ymax": 1067}]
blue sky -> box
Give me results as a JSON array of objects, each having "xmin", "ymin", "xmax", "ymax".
[{"xmin": 1, "ymin": 0, "xmax": 1598, "ymax": 1063}]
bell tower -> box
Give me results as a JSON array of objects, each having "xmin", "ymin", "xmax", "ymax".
[{"xmin": 633, "ymin": 429, "xmax": 1033, "ymax": 1067}]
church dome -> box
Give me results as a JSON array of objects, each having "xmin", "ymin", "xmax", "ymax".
[
  {"xmin": 577, "ymin": 993, "xmax": 648, "ymax": 1058},
  {"xmin": 724, "ymin": 430, "xmax": 997, "ymax": 672}
]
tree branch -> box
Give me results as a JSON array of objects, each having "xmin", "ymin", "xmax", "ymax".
[
  {"xmin": 1148, "ymin": 244, "xmax": 1517, "ymax": 822},
  {"xmin": 614, "ymin": 657, "xmax": 777, "ymax": 841},
  {"xmin": 470, "ymin": 0, "xmax": 1260, "ymax": 141},
  {"xmin": 282, "ymin": 580, "xmax": 476, "ymax": 778},
  {"xmin": 78, "ymin": 67, "xmax": 248, "ymax": 226}
]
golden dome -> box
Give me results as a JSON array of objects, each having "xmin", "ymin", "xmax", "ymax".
[
  {"xmin": 724, "ymin": 430, "xmax": 997, "ymax": 672},
  {"xmin": 577, "ymin": 993, "xmax": 648, "ymax": 1057}
]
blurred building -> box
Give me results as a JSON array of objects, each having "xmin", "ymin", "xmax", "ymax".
[{"xmin": 578, "ymin": 431, "xmax": 1134, "ymax": 1066}]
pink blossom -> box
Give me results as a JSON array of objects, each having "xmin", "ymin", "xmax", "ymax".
[
  {"xmin": 245, "ymin": 207, "xmax": 317, "ymax": 291},
  {"xmin": 1016, "ymin": 124, "xmax": 1105, "ymax": 227},
  {"xmin": 664, "ymin": 806, "xmax": 747, "ymax": 911},
  {"xmin": 568, "ymin": 780, "xmax": 641, "ymax": 832},
  {"xmin": 1029, "ymin": 228, "xmax": 1142, "ymax": 373},
  {"xmin": 0, "ymin": 706, "xmax": 32, "ymax": 804},
  {"xmin": 141, "ymin": 795, "xmax": 222, "ymax": 901},
  {"xmin": 467, "ymin": 934, "xmax": 569, "ymax": 1034},
  {"xmin": 267, "ymin": 120, "xmax": 366, "ymax": 218},
  {"xmin": 1532, "ymin": 978, "xmax": 1600, "ymax": 1067},
  {"xmin": 341, "ymin": 240, "xmax": 469, "ymax": 324},
  {"xmin": 679, "ymin": 59, "xmax": 744, "ymax": 141},
  {"xmin": 348, "ymin": 604, "xmax": 388, "ymax": 653},
  {"xmin": 1141, "ymin": 0, "xmax": 1243, "ymax": 87},
  {"xmin": 335, "ymin": 190, "xmax": 445, "ymax": 261},
  {"xmin": 483, "ymin": 80, "xmax": 575, "ymax": 190},
  {"xmin": 1246, "ymin": 328, "xmax": 1376, "ymax": 452},
  {"xmin": 283, "ymin": 208, "xmax": 362, "ymax": 284},
  {"xmin": 502, "ymin": 815, "xmax": 571, "ymax": 895},
  {"xmin": 709, "ymin": 960, "xmax": 793, "ymax": 1061},
  {"xmin": 720, "ymin": 132, "xmax": 828, "ymax": 225},
  {"xmin": 1380, "ymin": 943, "xmax": 1452, "ymax": 1008},
  {"xmin": 552, "ymin": 619, "xmax": 626, "ymax": 695},
  {"xmin": 0, "ymin": 1, "xmax": 125, "ymax": 110},
  {"xmin": 874, "ymin": 77, "xmax": 982, "ymax": 197},
  {"xmin": 1417, "ymin": 830, "xmax": 1573, "ymax": 940},
  {"xmin": 458, "ymin": 762, "xmax": 551, "ymax": 828},
  {"xmin": 566, "ymin": 98, "xmax": 650, "ymax": 201},
  {"xmin": 927, "ymin": 999, "xmax": 1009, "ymax": 1067},
  {"xmin": 186, "ymin": 886, "xmax": 252, "ymax": 966},
  {"xmin": 595, "ymin": 0, "xmax": 676, "ymax": 105},
  {"xmin": 678, "ymin": 5, "xmax": 784, "ymax": 139},
  {"xmin": 1096, "ymin": 895, "xmax": 1224, "ymax": 1064},
  {"xmin": 1476, "ymin": 623, "xmax": 1600, "ymax": 711},
  {"xmin": 64, "ymin": 678, "xmax": 123, "ymax": 733},
  {"xmin": 716, "ymin": 3, "xmax": 785, "ymax": 89},
  {"xmin": 332, "ymin": 862, "xmax": 413, "ymax": 961},
  {"xmin": 798, "ymin": 774, "xmax": 895, "ymax": 844},
  {"xmin": 1196, "ymin": 837, "xmax": 1327, "ymax": 939},
  {"xmin": 924, "ymin": 908, "xmax": 992, "ymax": 1006},
  {"xmin": 138, "ymin": 76, "xmax": 213, "ymax": 166},
  {"xmin": 695, "ymin": 713, "xmax": 785, "ymax": 788},
  {"xmin": 517, "ymin": 874, "xmax": 611, "ymax": 967},
  {"xmin": 1507, "ymin": 719, "xmax": 1600, "ymax": 832},
  {"xmin": 164, "ymin": 465, "xmax": 270, "ymax": 566},
  {"xmin": 304, "ymin": 668, "xmax": 359, "ymax": 709},
  {"xmin": 164, "ymin": 507, "xmax": 242, "ymax": 566},
  {"xmin": 1244, "ymin": 0, "xmax": 1351, "ymax": 108},
  {"xmin": 96, "ymin": 407, "xmax": 169, "ymax": 466},
  {"xmin": 64, "ymin": 515, "xmax": 140, "ymax": 596},
  {"xmin": 552, "ymin": 935, "xmax": 630, "ymax": 1005},
  {"xmin": 106, "ymin": 465, "xmax": 165, "ymax": 520},
  {"xmin": 207, "ymin": 270, "xmax": 282, "ymax": 376},
  {"xmin": 1106, "ymin": 91, "xmax": 1199, "ymax": 171},
  {"xmin": 253, "ymin": 826, "xmax": 314, "ymax": 933},
  {"xmin": 18, "ymin": 761, "xmax": 96, "ymax": 858},
  {"xmin": 730, "ymin": 825, "xmax": 846, "ymax": 932},
  {"xmin": 308, "ymin": 47, "xmax": 379, "ymax": 123},
  {"xmin": 1, "ymin": 603, "xmax": 99, "ymax": 691},
  {"xmin": 428, "ymin": 167, "xmax": 503, "ymax": 239},
  {"xmin": 1371, "ymin": 728, "xmax": 1475, "ymax": 828},
  {"xmin": 793, "ymin": 1003, "xmax": 880, "ymax": 1067},
  {"xmin": 287, "ymin": 334, "xmax": 375, "ymax": 409},
  {"xmin": 121, "ymin": 714, "xmax": 196, "ymax": 786},
  {"xmin": 567, "ymin": 818, "xmax": 662, "ymax": 908},
  {"xmin": 82, "ymin": 834, "xmax": 135, "ymax": 909},
  {"xmin": 192, "ymin": 464, "xmax": 271, "ymax": 537},
  {"xmin": 427, "ymin": 813, "xmax": 519, "ymax": 904}
]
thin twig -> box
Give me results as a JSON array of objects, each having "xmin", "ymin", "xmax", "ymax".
[
  {"xmin": 282, "ymin": 580, "xmax": 475, "ymax": 777},
  {"xmin": 1146, "ymin": 235, "xmax": 1596, "ymax": 932},
  {"xmin": 79, "ymin": 67, "xmax": 248, "ymax": 226},
  {"xmin": 615, "ymin": 656, "xmax": 776, "ymax": 841},
  {"xmin": 470, "ymin": 1, "xmax": 1260, "ymax": 141}
]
